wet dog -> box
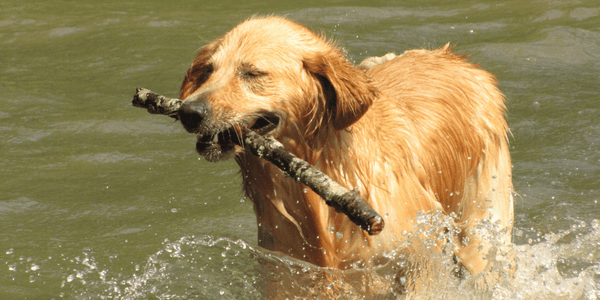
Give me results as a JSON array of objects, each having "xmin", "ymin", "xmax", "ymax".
[{"xmin": 177, "ymin": 16, "xmax": 514, "ymax": 277}]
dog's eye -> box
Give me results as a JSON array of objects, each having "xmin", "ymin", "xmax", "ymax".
[
  {"xmin": 238, "ymin": 63, "xmax": 266, "ymax": 80},
  {"xmin": 240, "ymin": 69, "xmax": 266, "ymax": 79},
  {"xmin": 238, "ymin": 64, "xmax": 269, "ymax": 94}
]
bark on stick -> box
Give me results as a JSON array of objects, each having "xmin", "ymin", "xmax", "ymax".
[{"xmin": 131, "ymin": 88, "xmax": 384, "ymax": 235}]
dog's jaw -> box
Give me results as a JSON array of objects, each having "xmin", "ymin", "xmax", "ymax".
[
  {"xmin": 195, "ymin": 129, "xmax": 239, "ymax": 162},
  {"xmin": 193, "ymin": 112, "xmax": 281, "ymax": 162}
]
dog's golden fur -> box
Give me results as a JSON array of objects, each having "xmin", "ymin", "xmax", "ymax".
[{"xmin": 178, "ymin": 16, "xmax": 514, "ymax": 276}]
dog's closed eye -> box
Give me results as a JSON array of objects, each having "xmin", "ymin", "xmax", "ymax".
[
  {"xmin": 239, "ymin": 63, "xmax": 267, "ymax": 80},
  {"xmin": 239, "ymin": 63, "xmax": 270, "ymax": 95}
]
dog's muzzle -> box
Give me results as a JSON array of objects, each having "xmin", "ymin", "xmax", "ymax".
[{"xmin": 178, "ymin": 96, "xmax": 280, "ymax": 162}]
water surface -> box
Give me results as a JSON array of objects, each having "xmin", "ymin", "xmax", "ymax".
[{"xmin": 1, "ymin": 0, "xmax": 599, "ymax": 299}]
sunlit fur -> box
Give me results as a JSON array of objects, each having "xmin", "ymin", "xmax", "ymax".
[{"xmin": 179, "ymin": 16, "xmax": 514, "ymax": 276}]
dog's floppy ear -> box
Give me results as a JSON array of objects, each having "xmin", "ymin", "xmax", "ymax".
[
  {"xmin": 180, "ymin": 39, "xmax": 222, "ymax": 101},
  {"xmin": 303, "ymin": 49, "xmax": 378, "ymax": 131}
]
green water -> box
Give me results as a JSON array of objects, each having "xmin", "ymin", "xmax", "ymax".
[{"xmin": 1, "ymin": 1, "xmax": 599, "ymax": 299}]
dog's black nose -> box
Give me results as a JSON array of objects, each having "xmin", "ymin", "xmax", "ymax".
[{"xmin": 178, "ymin": 98, "xmax": 211, "ymax": 133}]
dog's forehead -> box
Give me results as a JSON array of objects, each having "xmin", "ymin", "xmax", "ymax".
[
  {"xmin": 230, "ymin": 17, "xmax": 313, "ymax": 43},
  {"xmin": 212, "ymin": 17, "xmax": 322, "ymax": 66}
]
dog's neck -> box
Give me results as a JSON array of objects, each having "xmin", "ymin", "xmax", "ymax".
[{"xmin": 234, "ymin": 124, "xmax": 380, "ymax": 268}]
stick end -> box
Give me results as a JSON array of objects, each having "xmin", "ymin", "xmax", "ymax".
[
  {"xmin": 132, "ymin": 88, "xmax": 151, "ymax": 108},
  {"xmin": 367, "ymin": 215, "xmax": 385, "ymax": 235}
]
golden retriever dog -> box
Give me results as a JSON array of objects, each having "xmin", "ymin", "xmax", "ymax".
[{"xmin": 177, "ymin": 16, "xmax": 514, "ymax": 280}]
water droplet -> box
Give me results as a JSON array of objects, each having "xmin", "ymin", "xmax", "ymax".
[
  {"xmin": 462, "ymin": 237, "xmax": 470, "ymax": 246},
  {"xmin": 303, "ymin": 188, "xmax": 308, "ymax": 193},
  {"xmin": 336, "ymin": 232, "xmax": 343, "ymax": 239},
  {"xmin": 6, "ymin": 248, "xmax": 13, "ymax": 255},
  {"xmin": 30, "ymin": 264, "xmax": 40, "ymax": 271},
  {"xmin": 220, "ymin": 289, "xmax": 225, "ymax": 295},
  {"xmin": 330, "ymin": 226, "xmax": 335, "ymax": 233}
]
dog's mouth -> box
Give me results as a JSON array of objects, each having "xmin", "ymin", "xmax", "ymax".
[{"xmin": 195, "ymin": 112, "xmax": 280, "ymax": 162}]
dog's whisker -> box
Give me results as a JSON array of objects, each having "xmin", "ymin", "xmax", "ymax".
[{"xmin": 235, "ymin": 124, "xmax": 245, "ymax": 149}]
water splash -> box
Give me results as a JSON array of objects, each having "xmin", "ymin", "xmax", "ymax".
[{"xmin": 55, "ymin": 220, "xmax": 600, "ymax": 299}]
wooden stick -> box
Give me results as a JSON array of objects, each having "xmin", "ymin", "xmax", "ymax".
[
  {"xmin": 132, "ymin": 87, "xmax": 182, "ymax": 120},
  {"xmin": 131, "ymin": 88, "xmax": 384, "ymax": 235}
]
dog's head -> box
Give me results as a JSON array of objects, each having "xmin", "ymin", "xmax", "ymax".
[{"xmin": 178, "ymin": 16, "xmax": 377, "ymax": 162}]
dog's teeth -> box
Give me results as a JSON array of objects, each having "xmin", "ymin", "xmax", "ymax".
[{"xmin": 213, "ymin": 135, "xmax": 219, "ymax": 144}]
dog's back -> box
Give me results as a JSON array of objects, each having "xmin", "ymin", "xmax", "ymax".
[{"xmin": 356, "ymin": 46, "xmax": 513, "ymax": 273}]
